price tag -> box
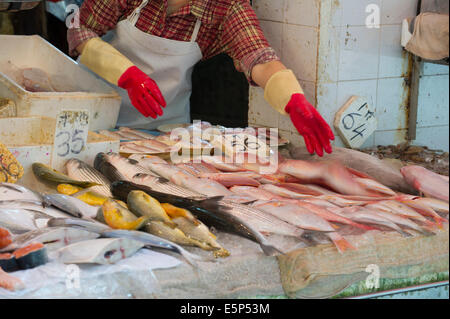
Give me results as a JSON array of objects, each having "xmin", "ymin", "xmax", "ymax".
[
  {"xmin": 220, "ymin": 133, "xmax": 270, "ymax": 158},
  {"xmin": 52, "ymin": 110, "xmax": 89, "ymax": 170},
  {"xmin": 334, "ymin": 96, "xmax": 377, "ymax": 149}
]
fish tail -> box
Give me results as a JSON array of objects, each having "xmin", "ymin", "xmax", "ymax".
[
  {"xmin": 176, "ymin": 246, "xmax": 215, "ymax": 267},
  {"xmin": 434, "ymin": 218, "xmax": 445, "ymax": 229},
  {"xmin": 327, "ymin": 232, "xmax": 356, "ymax": 254}
]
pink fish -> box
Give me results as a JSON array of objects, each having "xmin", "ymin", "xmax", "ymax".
[
  {"xmin": 401, "ymin": 166, "xmax": 449, "ymax": 202},
  {"xmin": 254, "ymin": 201, "xmax": 355, "ymax": 253},
  {"xmin": 296, "ymin": 201, "xmax": 376, "ymax": 231},
  {"xmin": 199, "ymin": 172, "xmax": 261, "ymax": 188},
  {"xmin": 279, "ymin": 159, "xmax": 376, "ymax": 196}
]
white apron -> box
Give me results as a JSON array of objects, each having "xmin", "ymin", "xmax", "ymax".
[{"xmin": 87, "ymin": 0, "xmax": 203, "ymax": 129}]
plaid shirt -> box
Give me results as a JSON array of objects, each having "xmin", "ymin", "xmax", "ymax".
[{"xmin": 68, "ymin": 0, "xmax": 279, "ymax": 83}]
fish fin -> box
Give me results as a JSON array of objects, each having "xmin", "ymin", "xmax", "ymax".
[
  {"xmin": 260, "ymin": 243, "xmax": 283, "ymax": 256},
  {"xmin": 156, "ymin": 177, "xmax": 171, "ymax": 184},
  {"xmin": 162, "ymin": 221, "xmax": 179, "ymax": 229},
  {"xmin": 419, "ymin": 227, "xmax": 436, "ymax": 237},
  {"xmin": 352, "ymin": 223, "xmax": 378, "ymax": 231},
  {"xmin": 327, "ymin": 233, "xmax": 356, "ymax": 254},
  {"xmin": 399, "ymin": 229, "xmax": 413, "ymax": 237}
]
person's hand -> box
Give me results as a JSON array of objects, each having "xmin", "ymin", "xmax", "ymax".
[
  {"xmin": 285, "ymin": 93, "xmax": 335, "ymax": 157},
  {"xmin": 118, "ymin": 66, "xmax": 166, "ymax": 119}
]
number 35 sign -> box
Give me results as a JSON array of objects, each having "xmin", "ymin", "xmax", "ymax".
[{"xmin": 52, "ymin": 110, "xmax": 89, "ymax": 169}]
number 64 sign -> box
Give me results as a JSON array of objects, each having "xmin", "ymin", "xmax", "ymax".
[{"xmin": 52, "ymin": 110, "xmax": 90, "ymax": 169}]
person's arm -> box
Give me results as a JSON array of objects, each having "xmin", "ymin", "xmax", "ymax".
[
  {"xmin": 68, "ymin": 0, "xmax": 166, "ymax": 118},
  {"xmin": 220, "ymin": 1, "xmax": 334, "ymax": 156},
  {"xmin": 251, "ymin": 61, "xmax": 334, "ymax": 156}
]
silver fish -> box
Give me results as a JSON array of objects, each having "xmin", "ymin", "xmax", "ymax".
[
  {"xmin": 47, "ymin": 217, "xmax": 111, "ymax": 233},
  {"xmin": 65, "ymin": 158, "xmax": 112, "ymax": 198},
  {"xmin": 94, "ymin": 152, "xmax": 156, "ymax": 182},
  {"xmin": 101, "ymin": 229, "xmax": 214, "ymax": 266},
  {"xmin": 118, "ymin": 127, "xmax": 158, "ymax": 140},
  {"xmin": 57, "ymin": 238, "xmax": 144, "ymax": 265},
  {"xmin": 43, "ymin": 194, "xmax": 99, "ymax": 219},
  {"xmin": 0, "ymin": 209, "xmax": 52, "ymax": 234},
  {"xmin": 0, "ymin": 227, "xmax": 100, "ymax": 252},
  {"xmin": 0, "ymin": 183, "xmax": 48, "ymax": 203},
  {"xmin": 0, "ymin": 200, "xmax": 46, "ymax": 213}
]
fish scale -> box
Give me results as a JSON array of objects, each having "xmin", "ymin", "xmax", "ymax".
[{"xmin": 65, "ymin": 159, "xmax": 113, "ymax": 198}]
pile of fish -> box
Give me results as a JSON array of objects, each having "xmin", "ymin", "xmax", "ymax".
[
  {"xmin": 94, "ymin": 152, "xmax": 448, "ymax": 254},
  {"xmin": 98, "ymin": 123, "xmax": 288, "ymax": 155},
  {"xmin": 0, "ymin": 147, "xmax": 448, "ymax": 292}
]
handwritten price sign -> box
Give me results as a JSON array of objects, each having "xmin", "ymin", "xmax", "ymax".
[
  {"xmin": 334, "ymin": 96, "xmax": 377, "ymax": 149},
  {"xmin": 52, "ymin": 110, "xmax": 89, "ymax": 169}
]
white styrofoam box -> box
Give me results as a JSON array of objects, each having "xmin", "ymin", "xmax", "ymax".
[
  {"xmin": 252, "ymin": 0, "xmax": 285, "ymax": 22},
  {"xmin": 0, "ymin": 35, "xmax": 121, "ymax": 131},
  {"xmin": 412, "ymin": 126, "xmax": 449, "ymax": 152},
  {"xmin": 338, "ymin": 25, "xmax": 381, "ymax": 81},
  {"xmin": 284, "ymin": 0, "xmax": 320, "ymax": 27},
  {"xmin": 381, "ymin": 0, "xmax": 419, "ymax": 25},
  {"xmin": 259, "ymin": 20, "xmax": 283, "ymax": 57},
  {"xmin": 376, "ymin": 77, "xmax": 409, "ymax": 130},
  {"xmin": 248, "ymin": 86, "xmax": 279, "ymax": 128},
  {"xmin": 341, "ymin": 0, "xmax": 382, "ymax": 26},
  {"xmin": 1, "ymin": 116, "xmax": 120, "ymax": 190},
  {"xmin": 374, "ymin": 129, "xmax": 407, "ymax": 146},
  {"xmin": 282, "ymin": 24, "xmax": 318, "ymax": 82},
  {"xmin": 379, "ymin": 25, "xmax": 412, "ymax": 78},
  {"xmin": 317, "ymin": 25, "xmax": 341, "ymax": 83},
  {"xmin": 417, "ymin": 75, "xmax": 449, "ymax": 128}
]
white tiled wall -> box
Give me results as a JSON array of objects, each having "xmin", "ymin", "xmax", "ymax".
[{"xmin": 249, "ymin": 0, "xmax": 449, "ymax": 151}]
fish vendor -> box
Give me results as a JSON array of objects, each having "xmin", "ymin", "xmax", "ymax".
[{"xmin": 68, "ymin": 0, "xmax": 334, "ymax": 156}]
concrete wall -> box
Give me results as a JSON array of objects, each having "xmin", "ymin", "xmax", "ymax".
[{"xmin": 249, "ymin": 0, "xmax": 449, "ymax": 151}]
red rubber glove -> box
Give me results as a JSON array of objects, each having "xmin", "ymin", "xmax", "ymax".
[
  {"xmin": 118, "ymin": 66, "xmax": 166, "ymax": 119},
  {"xmin": 285, "ymin": 93, "xmax": 335, "ymax": 157}
]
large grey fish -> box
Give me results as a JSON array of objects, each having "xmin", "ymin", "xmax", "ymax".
[
  {"xmin": 111, "ymin": 181, "xmax": 282, "ymax": 256},
  {"xmin": 43, "ymin": 194, "xmax": 100, "ymax": 219},
  {"xmin": 127, "ymin": 191, "xmax": 229, "ymax": 256},
  {"xmin": 65, "ymin": 158, "xmax": 113, "ymax": 197},
  {"xmin": 57, "ymin": 238, "xmax": 144, "ymax": 265},
  {"xmin": 94, "ymin": 152, "xmax": 156, "ymax": 183},
  {"xmin": 32, "ymin": 163, "xmax": 99, "ymax": 188},
  {"xmin": 131, "ymin": 174, "xmax": 303, "ymax": 239},
  {"xmin": 0, "ymin": 227, "xmax": 100, "ymax": 252}
]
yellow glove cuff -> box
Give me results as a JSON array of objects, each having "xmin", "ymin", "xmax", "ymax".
[
  {"xmin": 263, "ymin": 69, "xmax": 304, "ymax": 115},
  {"xmin": 80, "ymin": 37, "xmax": 135, "ymax": 85}
]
